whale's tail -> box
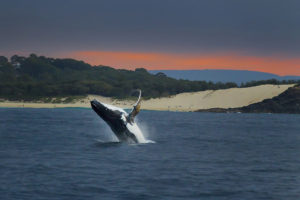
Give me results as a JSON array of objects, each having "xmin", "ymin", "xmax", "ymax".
[{"xmin": 128, "ymin": 89, "xmax": 141, "ymax": 124}]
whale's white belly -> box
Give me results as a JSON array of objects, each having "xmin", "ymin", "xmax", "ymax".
[{"xmin": 126, "ymin": 122, "xmax": 146, "ymax": 143}]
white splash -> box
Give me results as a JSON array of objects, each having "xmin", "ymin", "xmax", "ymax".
[{"xmin": 134, "ymin": 120, "xmax": 156, "ymax": 144}]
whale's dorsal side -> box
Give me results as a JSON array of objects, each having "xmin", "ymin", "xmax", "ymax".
[{"xmin": 127, "ymin": 89, "xmax": 141, "ymax": 124}]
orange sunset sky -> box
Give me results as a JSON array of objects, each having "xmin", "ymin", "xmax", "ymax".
[{"xmin": 68, "ymin": 51, "xmax": 300, "ymax": 76}]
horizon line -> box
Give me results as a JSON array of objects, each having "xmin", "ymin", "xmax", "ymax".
[{"xmin": 2, "ymin": 51, "xmax": 300, "ymax": 76}]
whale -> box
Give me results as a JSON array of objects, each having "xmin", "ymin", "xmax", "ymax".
[{"xmin": 90, "ymin": 90, "xmax": 145, "ymax": 143}]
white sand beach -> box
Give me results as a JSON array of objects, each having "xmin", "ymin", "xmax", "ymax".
[{"xmin": 0, "ymin": 84, "xmax": 294, "ymax": 111}]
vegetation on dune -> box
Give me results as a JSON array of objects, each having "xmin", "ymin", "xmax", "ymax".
[
  {"xmin": 0, "ymin": 54, "xmax": 299, "ymax": 101},
  {"xmin": 240, "ymin": 79, "xmax": 299, "ymax": 88},
  {"xmin": 196, "ymin": 85, "xmax": 300, "ymax": 114}
]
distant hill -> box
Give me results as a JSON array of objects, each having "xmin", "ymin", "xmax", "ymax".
[{"xmin": 150, "ymin": 70, "xmax": 300, "ymax": 85}]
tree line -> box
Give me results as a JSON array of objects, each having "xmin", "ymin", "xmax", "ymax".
[{"xmin": 0, "ymin": 54, "xmax": 299, "ymax": 101}]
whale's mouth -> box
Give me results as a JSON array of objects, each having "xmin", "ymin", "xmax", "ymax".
[
  {"xmin": 90, "ymin": 100, "xmax": 105, "ymax": 111},
  {"xmin": 91, "ymin": 100, "xmax": 104, "ymax": 116}
]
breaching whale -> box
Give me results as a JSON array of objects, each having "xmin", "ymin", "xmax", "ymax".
[{"xmin": 90, "ymin": 90, "xmax": 145, "ymax": 143}]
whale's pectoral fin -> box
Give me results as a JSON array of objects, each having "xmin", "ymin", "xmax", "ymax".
[{"xmin": 128, "ymin": 89, "xmax": 142, "ymax": 124}]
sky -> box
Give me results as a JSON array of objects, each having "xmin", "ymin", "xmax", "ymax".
[{"xmin": 1, "ymin": 0, "xmax": 299, "ymax": 75}]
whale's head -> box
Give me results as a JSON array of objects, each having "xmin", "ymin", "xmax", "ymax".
[{"xmin": 90, "ymin": 100, "xmax": 126, "ymax": 123}]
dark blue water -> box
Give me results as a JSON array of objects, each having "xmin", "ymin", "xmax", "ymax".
[{"xmin": 0, "ymin": 108, "xmax": 300, "ymax": 200}]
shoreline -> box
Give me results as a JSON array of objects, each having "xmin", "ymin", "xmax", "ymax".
[{"xmin": 0, "ymin": 84, "xmax": 294, "ymax": 112}]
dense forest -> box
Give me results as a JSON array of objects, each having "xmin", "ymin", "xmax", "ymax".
[{"xmin": 0, "ymin": 54, "xmax": 299, "ymax": 101}]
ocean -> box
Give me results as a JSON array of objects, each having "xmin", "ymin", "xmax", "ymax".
[{"xmin": 0, "ymin": 108, "xmax": 300, "ymax": 200}]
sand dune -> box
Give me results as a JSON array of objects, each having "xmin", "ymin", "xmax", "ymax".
[
  {"xmin": 0, "ymin": 84, "xmax": 294, "ymax": 111},
  {"xmin": 142, "ymin": 84, "xmax": 294, "ymax": 111}
]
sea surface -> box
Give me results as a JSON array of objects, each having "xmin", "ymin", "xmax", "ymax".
[{"xmin": 0, "ymin": 108, "xmax": 300, "ymax": 200}]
